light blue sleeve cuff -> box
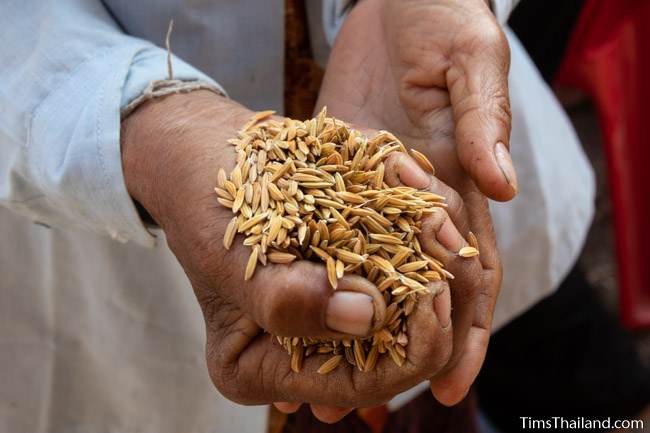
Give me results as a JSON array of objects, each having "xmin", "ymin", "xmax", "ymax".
[
  {"xmin": 121, "ymin": 47, "xmax": 227, "ymax": 110},
  {"xmin": 27, "ymin": 40, "xmax": 222, "ymax": 247}
]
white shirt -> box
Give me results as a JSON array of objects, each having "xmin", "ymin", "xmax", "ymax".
[{"xmin": 0, "ymin": 1, "xmax": 594, "ymax": 431}]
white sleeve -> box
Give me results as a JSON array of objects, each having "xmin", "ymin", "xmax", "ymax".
[
  {"xmin": 490, "ymin": 0, "xmax": 522, "ymax": 25},
  {"xmin": 0, "ymin": 0, "xmax": 224, "ymax": 247}
]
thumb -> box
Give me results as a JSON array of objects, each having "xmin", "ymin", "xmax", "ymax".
[
  {"xmin": 237, "ymin": 259, "xmax": 386, "ymax": 339},
  {"xmin": 447, "ymin": 21, "xmax": 517, "ymax": 201}
]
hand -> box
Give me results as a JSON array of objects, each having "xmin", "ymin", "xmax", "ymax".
[
  {"xmin": 274, "ymin": 143, "xmax": 495, "ymax": 422},
  {"xmin": 296, "ymin": 0, "xmax": 504, "ymax": 421},
  {"xmin": 120, "ymin": 91, "xmax": 475, "ymax": 408},
  {"xmin": 327, "ymin": 0, "xmax": 516, "ymax": 201}
]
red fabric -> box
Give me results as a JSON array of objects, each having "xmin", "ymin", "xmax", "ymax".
[
  {"xmin": 555, "ymin": 0, "xmax": 650, "ymax": 329},
  {"xmin": 357, "ymin": 405, "xmax": 389, "ymax": 433}
]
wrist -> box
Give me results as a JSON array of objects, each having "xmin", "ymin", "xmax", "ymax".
[{"xmin": 120, "ymin": 90, "xmax": 249, "ymax": 226}]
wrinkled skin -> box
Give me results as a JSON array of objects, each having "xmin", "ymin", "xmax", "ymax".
[
  {"xmin": 121, "ymin": 91, "xmax": 481, "ymax": 409},
  {"xmin": 277, "ymin": 0, "xmax": 509, "ymax": 421},
  {"xmin": 375, "ymin": 0, "xmax": 516, "ymax": 201}
]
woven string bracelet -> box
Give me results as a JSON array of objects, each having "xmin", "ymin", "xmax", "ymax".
[{"xmin": 120, "ymin": 20, "xmax": 227, "ymax": 120}]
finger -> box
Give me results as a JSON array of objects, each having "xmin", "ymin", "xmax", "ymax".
[
  {"xmin": 430, "ymin": 326, "xmax": 489, "ymax": 406},
  {"xmin": 310, "ymin": 405, "xmax": 354, "ymax": 424},
  {"xmin": 234, "ymin": 256, "xmax": 387, "ymax": 339},
  {"xmin": 384, "ymin": 150, "xmax": 481, "ymax": 309},
  {"xmin": 430, "ymin": 188, "xmax": 501, "ymax": 406},
  {"xmin": 461, "ymin": 188, "xmax": 499, "ymax": 271},
  {"xmin": 419, "ymin": 210, "xmax": 483, "ymax": 363},
  {"xmin": 383, "ymin": 152, "xmax": 471, "ymax": 236},
  {"xmin": 385, "ymin": 152, "xmax": 484, "ymax": 380},
  {"xmin": 273, "ymin": 402, "xmax": 302, "ymax": 414},
  {"xmin": 430, "ymin": 223, "xmax": 501, "ymax": 406},
  {"xmin": 447, "ymin": 20, "xmax": 517, "ymax": 201},
  {"xmin": 210, "ymin": 283, "xmax": 451, "ymax": 407}
]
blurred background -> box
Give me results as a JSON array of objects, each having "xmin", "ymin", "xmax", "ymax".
[
  {"xmin": 475, "ymin": 1, "xmax": 650, "ymax": 431},
  {"xmin": 509, "ymin": 0, "xmax": 650, "ymax": 361}
]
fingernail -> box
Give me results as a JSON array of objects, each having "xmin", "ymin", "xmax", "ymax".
[
  {"xmin": 494, "ymin": 142, "xmax": 518, "ymax": 194},
  {"xmin": 326, "ymin": 291, "xmax": 374, "ymax": 336},
  {"xmin": 437, "ymin": 214, "xmax": 466, "ymax": 252},
  {"xmin": 433, "ymin": 288, "xmax": 451, "ymax": 329},
  {"xmin": 398, "ymin": 155, "xmax": 431, "ymax": 189}
]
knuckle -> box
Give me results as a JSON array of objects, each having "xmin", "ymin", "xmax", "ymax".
[
  {"xmin": 445, "ymin": 189, "xmax": 465, "ymax": 221},
  {"xmin": 258, "ymin": 263, "xmax": 328, "ymax": 335},
  {"xmin": 456, "ymin": 25, "xmax": 511, "ymax": 130},
  {"xmin": 466, "ymin": 22, "xmax": 508, "ymax": 59},
  {"xmin": 443, "ymin": 193, "xmax": 471, "ymax": 236},
  {"xmin": 206, "ymin": 352, "xmax": 246, "ymax": 403},
  {"xmin": 452, "ymin": 256, "xmax": 483, "ymax": 281},
  {"xmin": 404, "ymin": 296, "xmax": 452, "ymax": 376},
  {"xmin": 258, "ymin": 291, "xmax": 287, "ymax": 333},
  {"xmin": 410, "ymin": 327, "xmax": 452, "ymax": 377},
  {"xmin": 488, "ymin": 92, "xmax": 512, "ymax": 134},
  {"xmin": 207, "ymin": 345, "xmax": 267, "ymax": 406},
  {"xmin": 255, "ymin": 269, "xmax": 295, "ymax": 332},
  {"xmin": 473, "ymin": 290, "xmax": 496, "ymax": 330},
  {"xmin": 383, "ymin": 152, "xmax": 404, "ymax": 187},
  {"xmin": 447, "ymin": 261, "xmax": 482, "ymax": 301},
  {"xmin": 203, "ymin": 305, "xmax": 266, "ymax": 405}
]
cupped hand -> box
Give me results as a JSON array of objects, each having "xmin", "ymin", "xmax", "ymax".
[
  {"xmin": 300, "ymin": 0, "xmax": 506, "ymax": 421},
  {"xmin": 120, "ymin": 90, "xmax": 475, "ymax": 409}
]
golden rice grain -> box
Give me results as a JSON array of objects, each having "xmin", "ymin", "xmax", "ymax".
[
  {"xmin": 232, "ymin": 188, "xmax": 246, "ymax": 213},
  {"xmin": 216, "ymin": 108, "xmax": 455, "ymax": 374},
  {"xmin": 458, "ymin": 246, "xmax": 480, "ymax": 258},
  {"xmin": 397, "ymin": 260, "xmax": 429, "ymax": 273},
  {"xmin": 409, "ymin": 148, "xmax": 435, "ymax": 174},
  {"xmin": 268, "ymin": 252, "xmax": 297, "ymax": 264},
  {"xmin": 363, "ymin": 345, "xmax": 379, "ymax": 372},
  {"xmin": 317, "ymin": 355, "xmax": 343, "ymax": 374},
  {"xmin": 387, "ymin": 345, "xmax": 405, "ymax": 367},
  {"xmin": 335, "ymin": 259, "xmax": 345, "ymax": 279},
  {"xmin": 335, "ymin": 249, "xmax": 366, "ymax": 265},
  {"xmin": 244, "ymin": 245, "xmax": 260, "ymax": 281},
  {"xmin": 217, "ymin": 197, "xmax": 234, "ymax": 208},
  {"xmin": 368, "ymin": 255, "xmax": 395, "ymax": 274},
  {"xmin": 467, "ymin": 231, "xmax": 479, "ymax": 250},
  {"xmin": 369, "ymin": 233, "xmax": 403, "ymax": 245},
  {"xmin": 223, "ymin": 216, "xmax": 238, "ymax": 250},
  {"xmin": 217, "ymin": 168, "xmax": 227, "ymax": 188},
  {"xmin": 326, "ymin": 256, "xmax": 338, "ymax": 289},
  {"xmin": 238, "ymin": 210, "xmax": 269, "ymax": 233},
  {"xmin": 291, "ymin": 345, "xmax": 304, "ymax": 373},
  {"xmin": 353, "ymin": 339, "xmax": 366, "ymax": 371}
]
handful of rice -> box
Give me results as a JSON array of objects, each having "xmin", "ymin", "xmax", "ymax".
[{"xmin": 215, "ymin": 108, "xmax": 477, "ymax": 374}]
